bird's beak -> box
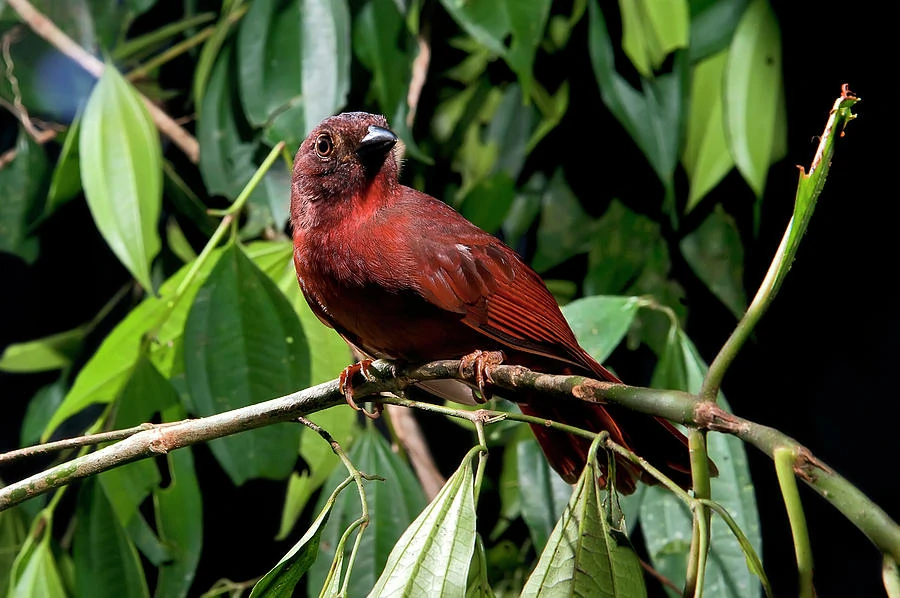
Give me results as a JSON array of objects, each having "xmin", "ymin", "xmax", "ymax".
[{"xmin": 356, "ymin": 125, "xmax": 398, "ymax": 166}]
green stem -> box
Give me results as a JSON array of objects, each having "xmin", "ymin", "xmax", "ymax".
[
  {"xmin": 113, "ymin": 12, "xmax": 216, "ymax": 61},
  {"xmin": 775, "ymin": 447, "xmax": 815, "ymax": 598},
  {"xmin": 471, "ymin": 420, "xmax": 489, "ymax": 506},
  {"xmin": 684, "ymin": 429, "xmax": 712, "ymax": 597}
]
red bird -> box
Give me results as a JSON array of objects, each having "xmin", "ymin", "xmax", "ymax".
[{"xmin": 290, "ymin": 112, "xmax": 691, "ymax": 493}]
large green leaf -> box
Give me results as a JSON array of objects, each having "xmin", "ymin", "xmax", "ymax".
[
  {"xmin": 307, "ymin": 427, "xmax": 427, "ymax": 596},
  {"xmin": 438, "ymin": 0, "xmax": 510, "ymax": 55},
  {"xmin": 0, "ymin": 128, "xmax": 49, "ymax": 263},
  {"xmin": 522, "ymin": 443, "xmax": 647, "ymax": 597},
  {"xmin": 45, "ymin": 116, "xmax": 83, "ymax": 217},
  {"xmin": 531, "ymin": 169, "xmax": 597, "ymax": 273},
  {"xmin": 723, "ymin": 0, "xmax": 784, "ymax": 197},
  {"xmin": 679, "ymin": 205, "xmax": 747, "ymax": 319},
  {"xmin": 503, "ymin": 0, "xmax": 552, "ymax": 96},
  {"xmin": 353, "ymin": 0, "xmax": 409, "ymax": 123},
  {"xmin": 587, "ymin": 0, "xmax": 688, "ymax": 192},
  {"xmin": 0, "ymin": 507, "xmax": 28, "ymax": 594},
  {"xmin": 641, "ymin": 327, "xmax": 761, "ymax": 597},
  {"xmin": 80, "ymin": 64, "xmax": 162, "ymax": 293},
  {"xmin": 682, "ymin": 50, "xmax": 734, "ymax": 211},
  {"xmin": 0, "ymin": 326, "xmax": 86, "ymax": 373},
  {"xmin": 367, "ymin": 452, "xmax": 478, "ymax": 597},
  {"xmin": 688, "ymin": 0, "xmax": 749, "ymax": 62},
  {"xmin": 237, "ymin": 0, "xmax": 350, "ymax": 147},
  {"xmin": 8, "ymin": 532, "xmax": 67, "ymax": 598},
  {"xmin": 516, "ymin": 437, "xmax": 572, "ymax": 553},
  {"xmin": 619, "ymin": 0, "xmax": 689, "ymax": 77},
  {"xmin": 563, "ymin": 295, "xmax": 642, "ymax": 363},
  {"xmin": 183, "ymin": 243, "xmax": 309, "ymax": 484},
  {"xmin": 193, "ymin": 0, "xmax": 246, "ymax": 111},
  {"xmin": 73, "ymin": 480, "xmax": 150, "ymax": 598}
]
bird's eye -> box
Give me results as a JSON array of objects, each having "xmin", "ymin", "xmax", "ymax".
[{"xmin": 315, "ymin": 134, "xmax": 333, "ymax": 158}]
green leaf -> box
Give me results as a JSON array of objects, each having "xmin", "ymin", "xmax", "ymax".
[
  {"xmin": 368, "ymin": 452, "xmax": 478, "ymax": 597},
  {"xmin": 619, "ymin": 0, "xmax": 689, "ymax": 77},
  {"xmin": 502, "ymin": 172, "xmax": 544, "ymax": 249},
  {"xmin": 237, "ymin": 0, "xmax": 350, "ymax": 146},
  {"xmin": 489, "ymin": 440, "xmax": 522, "ymax": 541},
  {"xmin": 0, "ymin": 128, "xmax": 49, "ymax": 263},
  {"xmin": 643, "ymin": 327, "xmax": 762, "ymax": 597},
  {"xmin": 353, "ymin": 0, "xmax": 409, "ymax": 123},
  {"xmin": 460, "ymin": 173, "xmax": 516, "ymax": 234},
  {"xmin": 584, "ymin": 199, "xmax": 667, "ymax": 296},
  {"xmin": 438, "ymin": 0, "xmax": 510, "ymax": 55},
  {"xmin": 587, "ymin": 0, "xmax": 688, "ymax": 190},
  {"xmin": 183, "ymin": 243, "xmax": 309, "ymax": 484},
  {"xmin": 531, "ymin": 169, "xmax": 596, "ymax": 273},
  {"xmin": 250, "ymin": 477, "xmax": 345, "ymax": 598},
  {"xmin": 688, "ymin": 0, "xmax": 749, "ymax": 63},
  {"xmin": 563, "ymin": 295, "xmax": 642, "ymax": 362},
  {"xmin": 516, "ymin": 437, "xmax": 572, "ymax": 553},
  {"xmin": 166, "ymin": 218, "xmax": 198, "ymax": 264},
  {"xmin": 522, "ymin": 444, "xmax": 647, "ymax": 597},
  {"xmin": 0, "ymin": 327, "xmax": 86, "ymax": 373},
  {"xmin": 682, "ymin": 50, "xmax": 734, "ymax": 211},
  {"xmin": 21, "ymin": 380, "xmax": 66, "ymax": 447},
  {"xmin": 503, "ymin": 0, "xmax": 552, "ymax": 96},
  {"xmin": 0, "ymin": 507, "xmax": 28, "ymax": 594},
  {"xmin": 80, "ymin": 64, "xmax": 162, "ymax": 293},
  {"xmin": 466, "ymin": 534, "xmax": 495, "ymax": 598},
  {"xmin": 679, "ymin": 205, "xmax": 747, "ymax": 319},
  {"xmin": 8, "ymin": 532, "xmax": 67, "ymax": 598},
  {"xmin": 45, "ymin": 116, "xmax": 83, "ymax": 217},
  {"xmin": 723, "ymin": 0, "xmax": 785, "ymax": 197},
  {"xmin": 193, "ymin": 0, "xmax": 245, "ymax": 112},
  {"xmin": 153, "ymin": 404, "xmax": 203, "ymax": 598},
  {"xmin": 73, "ymin": 480, "xmax": 150, "ymax": 598},
  {"xmin": 308, "ymin": 427, "xmax": 427, "ymax": 596}
]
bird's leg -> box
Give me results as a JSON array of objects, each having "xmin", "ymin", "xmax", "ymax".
[
  {"xmin": 338, "ymin": 359, "xmax": 382, "ymax": 419},
  {"xmin": 458, "ymin": 350, "xmax": 505, "ymax": 403}
]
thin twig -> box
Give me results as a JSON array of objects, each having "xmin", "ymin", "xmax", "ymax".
[{"xmin": 5, "ymin": 0, "xmax": 200, "ymax": 163}]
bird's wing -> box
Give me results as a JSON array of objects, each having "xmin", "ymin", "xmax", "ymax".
[{"xmin": 412, "ymin": 228, "xmax": 607, "ymax": 376}]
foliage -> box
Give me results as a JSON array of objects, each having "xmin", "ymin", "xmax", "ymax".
[{"xmin": 0, "ymin": 0, "xmax": 875, "ymax": 597}]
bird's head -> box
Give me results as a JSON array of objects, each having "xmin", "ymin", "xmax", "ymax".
[{"xmin": 290, "ymin": 112, "xmax": 401, "ymax": 230}]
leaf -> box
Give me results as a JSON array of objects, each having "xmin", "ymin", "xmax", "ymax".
[
  {"xmin": 502, "ymin": 172, "xmax": 544, "ymax": 249},
  {"xmin": 308, "ymin": 427, "xmax": 427, "ymax": 596},
  {"xmin": 250, "ymin": 478, "xmax": 344, "ymax": 598},
  {"xmin": 503, "ymin": 0, "xmax": 552, "ymax": 96},
  {"xmin": 679, "ymin": 205, "xmax": 748, "ymax": 318},
  {"xmin": 367, "ymin": 453, "xmax": 478, "ymax": 597},
  {"xmin": 587, "ymin": 0, "xmax": 688, "ymax": 190},
  {"xmin": 0, "ymin": 327, "xmax": 86, "ymax": 373},
  {"xmin": 166, "ymin": 218, "xmax": 198, "ymax": 264},
  {"xmin": 8, "ymin": 532, "xmax": 67, "ymax": 598},
  {"xmin": 183, "ymin": 243, "xmax": 309, "ymax": 484},
  {"xmin": 45, "ymin": 116, "xmax": 83, "ymax": 217},
  {"xmin": 438, "ymin": 0, "xmax": 510, "ymax": 55},
  {"xmin": 80, "ymin": 64, "xmax": 162, "ymax": 293},
  {"xmin": 193, "ymin": 0, "xmax": 245, "ymax": 112},
  {"xmin": 237, "ymin": 0, "xmax": 350, "ymax": 147},
  {"xmin": 73, "ymin": 480, "xmax": 150, "ymax": 598},
  {"xmin": 20, "ymin": 380, "xmax": 66, "ymax": 447},
  {"xmin": 619, "ymin": 0, "xmax": 689, "ymax": 77},
  {"xmin": 682, "ymin": 50, "xmax": 734, "ymax": 211},
  {"xmin": 466, "ymin": 535, "xmax": 495, "ymax": 598},
  {"xmin": 353, "ymin": 0, "xmax": 410, "ymax": 123},
  {"xmin": 460, "ymin": 173, "xmax": 517, "ymax": 234},
  {"xmin": 563, "ymin": 295, "xmax": 642, "ymax": 362},
  {"xmin": 0, "ymin": 507, "xmax": 28, "ymax": 594},
  {"xmin": 522, "ymin": 445, "xmax": 647, "ymax": 597},
  {"xmin": 723, "ymin": 0, "xmax": 785, "ymax": 197},
  {"xmin": 531, "ymin": 169, "xmax": 596, "ymax": 273},
  {"xmin": 643, "ymin": 327, "xmax": 762, "ymax": 597},
  {"xmin": 516, "ymin": 437, "xmax": 572, "ymax": 553},
  {"xmin": 489, "ymin": 440, "xmax": 522, "ymax": 540},
  {"xmin": 153, "ymin": 404, "xmax": 203, "ymax": 598},
  {"xmin": 583, "ymin": 199, "xmax": 668, "ymax": 296},
  {"xmin": 0, "ymin": 128, "xmax": 49, "ymax": 263},
  {"xmin": 688, "ymin": 0, "xmax": 749, "ymax": 63}
]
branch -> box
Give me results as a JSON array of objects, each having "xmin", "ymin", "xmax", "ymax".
[
  {"xmin": 1, "ymin": 359, "xmax": 897, "ymax": 566},
  {"xmin": 5, "ymin": 0, "xmax": 201, "ymax": 163}
]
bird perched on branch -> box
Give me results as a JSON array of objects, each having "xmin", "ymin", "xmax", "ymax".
[{"xmin": 290, "ymin": 111, "xmax": 692, "ymax": 493}]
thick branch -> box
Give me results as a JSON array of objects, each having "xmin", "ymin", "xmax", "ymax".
[
  {"xmin": 6, "ymin": 0, "xmax": 200, "ymax": 162},
  {"xmin": 0, "ymin": 359, "xmax": 897, "ymax": 565}
]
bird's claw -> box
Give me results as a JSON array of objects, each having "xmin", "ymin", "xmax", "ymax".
[
  {"xmin": 339, "ymin": 359, "xmax": 382, "ymax": 419},
  {"xmin": 458, "ymin": 350, "xmax": 505, "ymax": 403}
]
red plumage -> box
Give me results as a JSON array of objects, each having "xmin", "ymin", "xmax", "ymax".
[{"xmin": 290, "ymin": 112, "xmax": 691, "ymax": 492}]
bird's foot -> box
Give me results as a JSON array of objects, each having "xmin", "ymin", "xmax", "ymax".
[
  {"xmin": 339, "ymin": 359, "xmax": 381, "ymax": 419},
  {"xmin": 458, "ymin": 350, "xmax": 505, "ymax": 403}
]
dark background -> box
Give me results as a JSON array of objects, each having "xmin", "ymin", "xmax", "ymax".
[{"xmin": 1, "ymin": 1, "xmax": 895, "ymax": 596}]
